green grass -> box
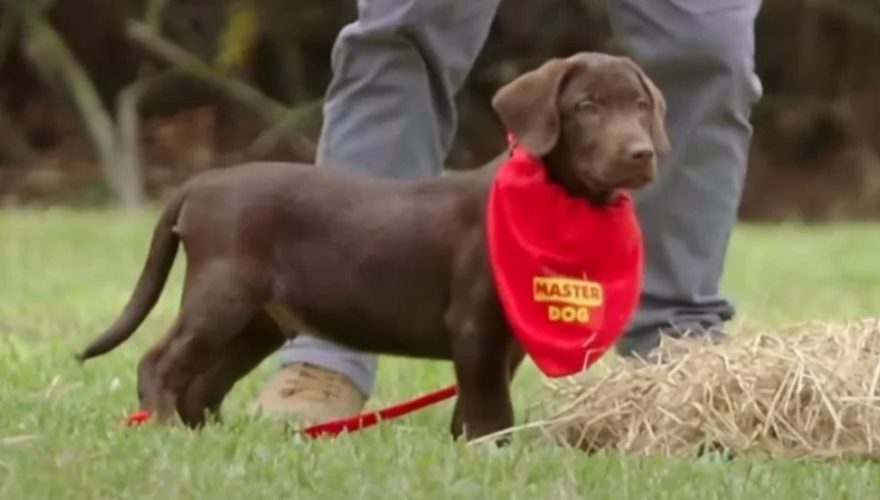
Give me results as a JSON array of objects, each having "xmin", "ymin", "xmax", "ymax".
[{"xmin": 3, "ymin": 208, "xmax": 880, "ymax": 499}]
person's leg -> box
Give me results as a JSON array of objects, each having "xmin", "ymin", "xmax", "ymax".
[
  {"xmin": 255, "ymin": 0, "xmax": 501, "ymax": 420},
  {"xmin": 606, "ymin": 0, "xmax": 764, "ymax": 358}
]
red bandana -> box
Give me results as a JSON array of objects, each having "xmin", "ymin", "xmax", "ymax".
[{"xmin": 486, "ymin": 135, "xmax": 644, "ymax": 377}]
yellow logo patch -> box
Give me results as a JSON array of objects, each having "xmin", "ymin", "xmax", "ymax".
[{"xmin": 533, "ymin": 276, "xmax": 604, "ymax": 324}]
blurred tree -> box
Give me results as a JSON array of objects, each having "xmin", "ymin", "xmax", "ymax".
[{"xmin": 15, "ymin": 0, "xmax": 153, "ymax": 208}]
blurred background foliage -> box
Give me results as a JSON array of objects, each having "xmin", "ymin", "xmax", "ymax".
[{"xmin": 1, "ymin": 0, "xmax": 879, "ymax": 221}]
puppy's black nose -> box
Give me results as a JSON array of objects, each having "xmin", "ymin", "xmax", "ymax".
[{"xmin": 627, "ymin": 145, "xmax": 654, "ymax": 162}]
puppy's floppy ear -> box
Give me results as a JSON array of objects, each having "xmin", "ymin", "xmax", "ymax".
[
  {"xmin": 491, "ymin": 57, "xmax": 580, "ymax": 157},
  {"xmin": 629, "ymin": 61, "xmax": 672, "ymax": 157}
]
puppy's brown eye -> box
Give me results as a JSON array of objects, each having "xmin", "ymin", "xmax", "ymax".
[
  {"xmin": 576, "ymin": 100, "xmax": 599, "ymax": 114},
  {"xmin": 637, "ymin": 99, "xmax": 650, "ymax": 112}
]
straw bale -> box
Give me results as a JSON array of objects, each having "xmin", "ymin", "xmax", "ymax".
[{"xmin": 520, "ymin": 319, "xmax": 880, "ymax": 460}]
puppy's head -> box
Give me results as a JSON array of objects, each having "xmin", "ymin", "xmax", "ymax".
[{"xmin": 491, "ymin": 52, "xmax": 671, "ymax": 201}]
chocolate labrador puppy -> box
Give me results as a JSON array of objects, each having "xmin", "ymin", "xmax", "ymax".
[{"xmin": 76, "ymin": 52, "xmax": 670, "ymax": 441}]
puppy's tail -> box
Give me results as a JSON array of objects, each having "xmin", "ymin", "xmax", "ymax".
[{"xmin": 76, "ymin": 188, "xmax": 187, "ymax": 362}]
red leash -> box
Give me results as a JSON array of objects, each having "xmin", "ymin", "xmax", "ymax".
[
  {"xmin": 124, "ymin": 384, "xmax": 458, "ymax": 438},
  {"xmin": 301, "ymin": 384, "xmax": 457, "ymax": 438}
]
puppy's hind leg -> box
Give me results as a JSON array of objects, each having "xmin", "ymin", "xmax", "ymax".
[
  {"xmin": 147, "ymin": 262, "xmax": 266, "ymax": 425},
  {"xmin": 177, "ymin": 311, "xmax": 286, "ymax": 427}
]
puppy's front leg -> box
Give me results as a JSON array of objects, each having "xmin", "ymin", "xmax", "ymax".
[
  {"xmin": 446, "ymin": 259, "xmax": 517, "ymax": 444},
  {"xmin": 450, "ymin": 336, "xmax": 521, "ymax": 443},
  {"xmin": 449, "ymin": 324, "xmax": 515, "ymax": 442},
  {"xmin": 446, "ymin": 227, "xmax": 520, "ymax": 443}
]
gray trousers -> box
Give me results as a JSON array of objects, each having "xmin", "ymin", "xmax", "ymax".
[{"xmin": 278, "ymin": 0, "xmax": 765, "ymax": 397}]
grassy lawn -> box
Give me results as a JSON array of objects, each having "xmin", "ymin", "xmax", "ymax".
[{"xmin": 3, "ymin": 208, "xmax": 880, "ymax": 499}]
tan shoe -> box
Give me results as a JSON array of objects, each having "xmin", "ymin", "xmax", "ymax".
[{"xmin": 251, "ymin": 362, "xmax": 366, "ymax": 423}]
